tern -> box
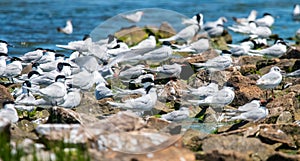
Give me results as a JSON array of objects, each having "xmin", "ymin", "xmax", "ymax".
[
  {"xmin": 192, "ymin": 50, "xmax": 232, "ymax": 71},
  {"xmin": 249, "ymin": 39, "xmax": 288, "ymax": 57},
  {"xmin": 0, "ymin": 40, "xmax": 11, "ymax": 54},
  {"xmin": 26, "ymin": 75, "xmax": 69, "ymax": 105},
  {"xmin": 57, "ymin": 20, "xmax": 73, "ymax": 34},
  {"xmin": 130, "ymin": 33, "xmax": 156, "ymax": 50},
  {"xmin": 255, "ymin": 13, "xmax": 275, "ymax": 27},
  {"xmin": 159, "ymin": 14, "xmax": 203, "ymax": 44},
  {"xmin": 161, "ymin": 107, "xmax": 190, "ymax": 122},
  {"xmin": 0, "ymin": 101, "xmax": 19, "ymax": 123},
  {"xmin": 256, "ymin": 66, "xmax": 282, "ymax": 98},
  {"xmin": 108, "ymin": 85, "xmax": 157, "ymax": 112}
]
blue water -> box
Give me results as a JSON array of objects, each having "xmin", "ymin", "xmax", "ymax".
[{"xmin": 0, "ymin": 0, "xmax": 299, "ymax": 56}]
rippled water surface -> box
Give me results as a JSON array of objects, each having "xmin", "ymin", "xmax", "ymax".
[{"xmin": 0, "ymin": 0, "xmax": 299, "ymax": 56}]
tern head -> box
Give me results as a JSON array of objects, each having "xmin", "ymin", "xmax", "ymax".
[
  {"xmin": 162, "ymin": 41, "xmax": 172, "ymax": 46},
  {"xmin": 270, "ymin": 66, "xmax": 281, "ymax": 73},
  {"xmin": 2, "ymin": 100, "xmax": 15, "ymax": 109},
  {"xmin": 55, "ymin": 75, "xmax": 68, "ymax": 83},
  {"xmin": 0, "ymin": 53, "xmax": 8, "ymax": 57},
  {"xmin": 263, "ymin": 13, "xmax": 273, "ymax": 17},
  {"xmin": 195, "ymin": 13, "xmax": 204, "ymax": 26},
  {"xmin": 10, "ymin": 57, "xmax": 22, "ymax": 63},
  {"xmin": 28, "ymin": 71, "xmax": 41, "ymax": 79}
]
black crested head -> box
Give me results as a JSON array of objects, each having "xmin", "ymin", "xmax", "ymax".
[
  {"xmin": 2, "ymin": 100, "xmax": 15, "ymax": 107},
  {"xmin": 148, "ymin": 32, "xmax": 155, "ymax": 37},
  {"xmin": 45, "ymin": 49, "xmax": 56, "ymax": 52},
  {"xmin": 111, "ymin": 44, "xmax": 120, "ymax": 49},
  {"xmin": 35, "ymin": 47, "xmax": 44, "ymax": 51},
  {"xmin": 0, "ymin": 53, "xmax": 8, "ymax": 57},
  {"xmin": 23, "ymin": 80, "xmax": 32, "ymax": 88},
  {"xmin": 11, "ymin": 57, "xmax": 22, "ymax": 62},
  {"xmin": 32, "ymin": 62, "xmax": 40, "ymax": 68},
  {"xmin": 263, "ymin": 13, "xmax": 272, "ymax": 16},
  {"xmin": 141, "ymin": 77, "xmax": 154, "ymax": 83},
  {"xmin": 162, "ymin": 41, "xmax": 172, "ymax": 46},
  {"xmin": 83, "ymin": 34, "xmax": 90, "ymax": 41},
  {"xmin": 221, "ymin": 50, "xmax": 232, "ymax": 54},
  {"xmin": 116, "ymin": 39, "xmax": 123, "ymax": 43},
  {"xmin": 0, "ymin": 40, "xmax": 8, "ymax": 44},
  {"xmin": 145, "ymin": 85, "xmax": 153, "ymax": 94},
  {"xmin": 196, "ymin": 13, "xmax": 202, "ymax": 24},
  {"xmin": 28, "ymin": 71, "xmax": 40, "ymax": 79},
  {"xmin": 55, "ymin": 75, "xmax": 66, "ymax": 82},
  {"xmin": 55, "ymin": 53, "xmax": 65, "ymax": 58}
]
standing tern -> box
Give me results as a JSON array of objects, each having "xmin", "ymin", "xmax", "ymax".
[
  {"xmin": 255, "ymin": 13, "xmax": 275, "ymax": 27},
  {"xmin": 256, "ymin": 66, "xmax": 282, "ymax": 98},
  {"xmin": 147, "ymin": 63, "xmax": 182, "ymax": 79},
  {"xmin": 249, "ymin": 39, "xmax": 288, "ymax": 57},
  {"xmin": 94, "ymin": 82, "xmax": 114, "ymax": 100},
  {"xmin": 108, "ymin": 85, "xmax": 157, "ymax": 112},
  {"xmin": 192, "ymin": 50, "xmax": 232, "ymax": 71},
  {"xmin": 58, "ymin": 87, "xmax": 81, "ymax": 108},
  {"xmin": 3, "ymin": 57, "xmax": 23, "ymax": 82},
  {"xmin": 0, "ymin": 101, "xmax": 19, "ymax": 123},
  {"xmin": 172, "ymin": 37, "xmax": 210, "ymax": 53},
  {"xmin": 188, "ymin": 86, "xmax": 235, "ymax": 112},
  {"xmin": 0, "ymin": 40, "xmax": 11, "ymax": 54},
  {"xmin": 161, "ymin": 107, "xmax": 190, "ymax": 122},
  {"xmin": 159, "ymin": 14, "xmax": 203, "ymax": 44},
  {"xmin": 130, "ymin": 33, "xmax": 156, "ymax": 50},
  {"xmin": 226, "ymin": 99, "xmax": 268, "ymax": 122},
  {"xmin": 57, "ymin": 20, "xmax": 73, "ymax": 34},
  {"xmin": 26, "ymin": 75, "xmax": 69, "ymax": 105},
  {"xmin": 256, "ymin": 66, "xmax": 282, "ymax": 90}
]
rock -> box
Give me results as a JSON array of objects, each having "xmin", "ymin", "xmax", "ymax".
[
  {"xmin": 96, "ymin": 131, "xmax": 172, "ymax": 152},
  {"xmin": 86, "ymin": 111, "xmax": 146, "ymax": 135},
  {"xmin": 267, "ymin": 92, "xmax": 298, "ymax": 118},
  {"xmin": 114, "ymin": 26, "xmax": 148, "ymax": 46},
  {"xmin": 210, "ymin": 30, "xmax": 232, "ymax": 50},
  {"xmin": 239, "ymin": 64, "xmax": 257, "ymax": 75},
  {"xmin": 276, "ymin": 111, "xmax": 293, "ymax": 124},
  {"xmin": 199, "ymin": 149, "xmax": 251, "ymax": 161},
  {"xmin": 186, "ymin": 48, "xmax": 219, "ymax": 64},
  {"xmin": 227, "ymin": 72, "xmax": 264, "ymax": 106},
  {"xmin": 256, "ymin": 58, "xmax": 278, "ymax": 71},
  {"xmin": 201, "ymin": 135, "xmax": 274, "ymax": 161},
  {"xmin": 182, "ymin": 129, "xmax": 208, "ymax": 151},
  {"xmin": 258, "ymin": 124, "xmax": 296, "ymax": 148},
  {"xmin": 237, "ymin": 56, "xmax": 265, "ymax": 66},
  {"xmin": 0, "ymin": 84, "xmax": 14, "ymax": 108},
  {"xmin": 89, "ymin": 137, "xmax": 195, "ymax": 161},
  {"xmin": 35, "ymin": 124, "xmax": 91, "ymax": 144},
  {"xmin": 280, "ymin": 47, "xmax": 300, "ymax": 59},
  {"xmin": 16, "ymin": 120, "xmax": 35, "ymax": 133},
  {"xmin": 48, "ymin": 106, "xmax": 82, "ymax": 124},
  {"xmin": 146, "ymin": 117, "xmax": 170, "ymax": 131},
  {"xmin": 158, "ymin": 22, "xmax": 176, "ymax": 39}
]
